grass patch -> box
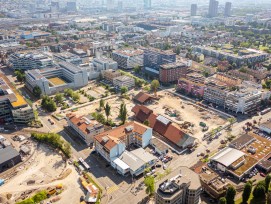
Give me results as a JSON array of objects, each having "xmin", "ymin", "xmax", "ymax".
[{"xmin": 16, "ymin": 190, "xmax": 47, "ymax": 204}]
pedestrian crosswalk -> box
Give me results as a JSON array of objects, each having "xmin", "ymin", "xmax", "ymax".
[{"xmin": 107, "ymin": 185, "xmax": 119, "ymax": 195}]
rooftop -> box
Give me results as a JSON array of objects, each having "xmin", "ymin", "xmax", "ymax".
[{"xmin": 0, "ymin": 146, "xmax": 21, "ymax": 164}]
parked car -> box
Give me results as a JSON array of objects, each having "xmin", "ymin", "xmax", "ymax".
[{"xmin": 260, "ymin": 172, "xmax": 266, "ymax": 177}]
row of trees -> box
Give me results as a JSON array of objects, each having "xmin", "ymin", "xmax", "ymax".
[
  {"xmin": 219, "ymin": 175, "xmax": 271, "ymax": 204},
  {"xmin": 31, "ymin": 132, "xmax": 72, "ymax": 158}
]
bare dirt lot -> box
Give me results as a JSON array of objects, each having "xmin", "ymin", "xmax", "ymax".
[{"xmin": 0, "ymin": 143, "xmax": 84, "ymax": 204}]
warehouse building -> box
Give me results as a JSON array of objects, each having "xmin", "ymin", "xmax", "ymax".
[{"xmin": 0, "ymin": 146, "xmax": 22, "ymax": 172}]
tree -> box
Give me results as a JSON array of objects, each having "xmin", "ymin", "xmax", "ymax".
[
  {"xmin": 143, "ymin": 120, "xmax": 150, "ymax": 126},
  {"xmin": 64, "ymin": 88, "xmax": 74, "ymax": 97},
  {"xmin": 242, "ymin": 181, "xmax": 252, "ymax": 204},
  {"xmin": 144, "ymin": 176, "xmax": 155, "ymax": 196},
  {"xmin": 119, "ymin": 102, "xmax": 127, "ymax": 124},
  {"xmin": 225, "ymin": 185, "xmax": 236, "ymax": 204},
  {"xmin": 227, "ymin": 117, "xmax": 237, "ymax": 128},
  {"xmin": 267, "ymin": 191, "xmax": 271, "ymax": 204},
  {"xmin": 175, "ymin": 45, "xmax": 181, "ymax": 55},
  {"xmin": 266, "ymin": 174, "xmax": 271, "ymax": 193},
  {"xmin": 133, "ymin": 65, "xmax": 141, "ymax": 74},
  {"xmin": 72, "ymin": 92, "xmax": 80, "ymax": 102},
  {"xmin": 41, "ymin": 95, "xmax": 57, "ymax": 112},
  {"xmin": 15, "ymin": 70, "xmax": 25, "ymax": 82},
  {"xmin": 151, "ymin": 80, "xmax": 160, "ymax": 97},
  {"xmin": 99, "ymin": 99, "xmax": 105, "ymax": 110},
  {"xmin": 253, "ymin": 181, "xmax": 266, "ymax": 200},
  {"xmin": 33, "ymin": 86, "xmax": 42, "ymax": 98},
  {"xmin": 54, "ymin": 93, "xmax": 63, "ymax": 104},
  {"xmin": 219, "ymin": 197, "xmax": 227, "ymax": 204},
  {"xmin": 104, "ymin": 102, "xmax": 111, "ymax": 122},
  {"xmin": 120, "ymin": 86, "xmax": 128, "ymax": 95}
]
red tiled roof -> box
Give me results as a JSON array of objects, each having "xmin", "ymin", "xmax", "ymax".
[
  {"xmin": 94, "ymin": 121, "xmax": 148, "ymax": 151},
  {"xmin": 132, "ymin": 105, "xmax": 190, "ymax": 148},
  {"xmin": 133, "ymin": 92, "xmax": 153, "ymax": 104}
]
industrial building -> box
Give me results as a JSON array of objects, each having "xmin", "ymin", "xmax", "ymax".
[
  {"xmin": 112, "ymin": 49, "xmax": 143, "ymax": 70},
  {"xmin": 25, "ymin": 61, "xmax": 88, "ymax": 95},
  {"xmin": 9, "ymin": 52, "xmax": 54, "ymax": 70},
  {"xmin": 0, "ymin": 74, "xmax": 34, "ymax": 124},
  {"xmin": 0, "ymin": 146, "xmax": 22, "ymax": 172},
  {"xmin": 155, "ymin": 166, "xmax": 202, "ymax": 204}
]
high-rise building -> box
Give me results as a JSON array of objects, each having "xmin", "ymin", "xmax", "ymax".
[
  {"xmin": 67, "ymin": 1, "xmax": 77, "ymax": 12},
  {"xmin": 144, "ymin": 0, "xmax": 151, "ymax": 9},
  {"xmin": 191, "ymin": 4, "xmax": 197, "ymax": 16},
  {"xmin": 208, "ymin": 0, "xmax": 219, "ymax": 18},
  {"xmin": 224, "ymin": 2, "xmax": 232, "ymax": 17},
  {"xmin": 50, "ymin": 1, "xmax": 59, "ymax": 12},
  {"xmin": 106, "ymin": 0, "xmax": 114, "ymax": 11}
]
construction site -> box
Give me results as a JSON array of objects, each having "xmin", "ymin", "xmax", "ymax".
[{"xmin": 0, "ymin": 140, "xmax": 83, "ymax": 204}]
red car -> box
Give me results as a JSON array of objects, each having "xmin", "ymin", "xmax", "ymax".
[{"xmin": 260, "ymin": 172, "xmax": 266, "ymax": 177}]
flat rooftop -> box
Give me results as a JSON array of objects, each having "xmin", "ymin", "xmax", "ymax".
[{"xmin": 48, "ymin": 77, "xmax": 67, "ymax": 86}]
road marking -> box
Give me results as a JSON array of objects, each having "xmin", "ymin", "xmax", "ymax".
[{"xmin": 107, "ymin": 185, "xmax": 119, "ymax": 195}]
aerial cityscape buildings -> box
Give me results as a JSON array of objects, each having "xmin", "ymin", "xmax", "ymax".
[{"xmin": 0, "ymin": 0, "xmax": 271, "ymax": 204}]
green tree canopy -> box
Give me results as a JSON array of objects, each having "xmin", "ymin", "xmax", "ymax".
[
  {"xmin": 151, "ymin": 80, "xmax": 160, "ymax": 96},
  {"xmin": 120, "ymin": 86, "xmax": 128, "ymax": 95},
  {"xmin": 144, "ymin": 176, "xmax": 155, "ymax": 196},
  {"xmin": 104, "ymin": 102, "xmax": 111, "ymax": 122},
  {"xmin": 54, "ymin": 93, "xmax": 64, "ymax": 104},
  {"xmin": 242, "ymin": 181, "xmax": 252, "ymax": 204},
  {"xmin": 253, "ymin": 181, "xmax": 266, "ymax": 200},
  {"xmin": 219, "ymin": 197, "xmax": 227, "ymax": 204},
  {"xmin": 226, "ymin": 185, "xmax": 236, "ymax": 204},
  {"xmin": 33, "ymin": 86, "xmax": 42, "ymax": 98}
]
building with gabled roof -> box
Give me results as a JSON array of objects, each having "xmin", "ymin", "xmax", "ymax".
[{"xmin": 132, "ymin": 105, "xmax": 196, "ymax": 150}]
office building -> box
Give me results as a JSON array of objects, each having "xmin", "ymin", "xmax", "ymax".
[
  {"xmin": 66, "ymin": 113, "xmax": 104, "ymax": 145},
  {"xmin": 191, "ymin": 4, "xmax": 197, "ymax": 16},
  {"xmin": 93, "ymin": 57, "xmax": 118, "ymax": 71},
  {"xmin": 144, "ymin": 0, "xmax": 151, "ymax": 9},
  {"xmin": 54, "ymin": 52, "xmax": 83, "ymax": 66},
  {"xmin": 113, "ymin": 75, "xmax": 135, "ymax": 89},
  {"xmin": 155, "ymin": 166, "xmax": 202, "ymax": 204},
  {"xmin": 159, "ymin": 62, "xmax": 188, "ymax": 84},
  {"xmin": 208, "ymin": 0, "xmax": 219, "ymax": 18},
  {"xmin": 112, "ymin": 49, "xmax": 143, "ymax": 70},
  {"xmin": 224, "ymin": 2, "xmax": 232, "ymax": 17},
  {"xmin": 143, "ymin": 48, "xmax": 176, "ymax": 77},
  {"xmin": 0, "ymin": 74, "xmax": 34, "ymax": 124},
  {"xmin": 9, "ymin": 52, "xmax": 54, "ymax": 70},
  {"xmin": 67, "ymin": 1, "xmax": 77, "ymax": 12},
  {"xmin": 25, "ymin": 62, "xmax": 88, "ymax": 95}
]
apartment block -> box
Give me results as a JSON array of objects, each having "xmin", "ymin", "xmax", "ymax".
[
  {"xmin": 155, "ymin": 166, "xmax": 202, "ymax": 204},
  {"xmin": 93, "ymin": 57, "xmax": 118, "ymax": 71},
  {"xmin": 203, "ymin": 77, "xmax": 229, "ymax": 107},
  {"xmin": 9, "ymin": 52, "xmax": 54, "ymax": 70},
  {"xmin": 0, "ymin": 74, "xmax": 34, "ymax": 124},
  {"xmin": 216, "ymin": 73, "xmax": 242, "ymax": 87},
  {"xmin": 177, "ymin": 77, "xmax": 205, "ymax": 98},
  {"xmin": 224, "ymin": 85, "xmax": 262, "ymax": 114},
  {"xmin": 53, "ymin": 52, "xmax": 83, "ymax": 65},
  {"xmin": 112, "ymin": 49, "xmax": 143, "ymax": 70},
  {"xmin": 25, "ymin": 62, "xmax": 88, "ymax": 95},
  {"xmin": 159, "ymin": 62, "xmax": 187, "ymax": 84},
  {"xmin": 66, "ymin": 113, "xmax": 104, "ymax": 145},
  {"xmin": 143, "ymin": 48, "xmax": 176, "ymax": 77}
]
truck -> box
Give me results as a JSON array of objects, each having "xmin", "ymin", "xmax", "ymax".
[{"xmin": 199, "ymin": 122, "xmax": 207, "ymax": 127}]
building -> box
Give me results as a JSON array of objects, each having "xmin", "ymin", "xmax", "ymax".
[
  {"xmin": 0, "ymin": 146, "xmax": 22, "ymax": 172},
  {"xmin": 224, "ymin": 85, "xmax": 262, "ymax": 114},
  {"xmin": 191, "ymin": 4, "xmax": 197, "ymax": 16},
  {"xmin": 9, "ymin": 52, "xmax": 54, "ymax": 70},
  {"xmin": 25, "ymin": 62, "xmax": 88, "ymax": 95},
  {"xmin": 113, "ymin": 75, "xmax": 135, "ymax": 89},
  {"xmin": 200, "ymin": 167, "xmax": 230, "ymax": 199},
  {"xmin": 133, "ymin": 92, "xmax": 155, "ymax": 104},
  {"xmin": 259, "ymin": 122, "xmax": 271, "ymax": 134},
  {"xmin": 114, "ymin": 148, "xmax": 156, "ymax": 176},
  {"xmin": 216, "ymin": 73, "xmax": 242, "ymax": 87},
  {"xmin": 112, "ymin": 49, "xmax": 143, "ymax": 70},
  {"xmin": 19, "ymin": 31, "xmax": 50, "ymax": 40},
  {"xmin": 0, "ymin": 74, "xmax": 34, "ymax": 124},
  {"xmin": 144, "ymin": 0, "xmax": 151, "ymax": 9},
  {"xmin": 94, "ymin": 121, "xmax": 153, "ymax": 164},
  {"xmin": 203, "ymin": 78, "xmax": 229, "ymax": 107},
  {"xmin": 66, "ymin": 113, "xmax": 104, "ymax": 145},
  {"xmin": 177, "ymin": 76, "xmax": 205, "ymax": 98},
  {"xmin": 67, "ymin": 1, "xmax": 77, "ymax": 12},
  {"xmin": 159, "ymin": 62, "xmax": 188, "ymax": 84},
  {"xmin": 224, "ymin": 2, "xmax": 232, "ymax": 17},
  {"xmin": 208, "ymin": 0, "xmax": 219, "ymax": 18},
  {"xmin": 132, "ymin": 105, "xmax": 196, "ymax": 150},
  {"xmin": 103, "ymin": 69, "xmax": 122, "ymax": 82},
  {"xmin": 193, "ymin": 46, "xmax": 269, "ymax": 66},
  {"xmin": 143, "ymin": 48, "xmax": 176, "ymax": 78},
  {"xmin": 93, "ymin": 57, "xmax": 118, "ymax": 72},
  {"xmin": 155, "ymin": 166, "xmax": 202, "ymax": 204},
  {"xmin": 54, "ymin": 52, "xmax": 83, "ymax": 66}
]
